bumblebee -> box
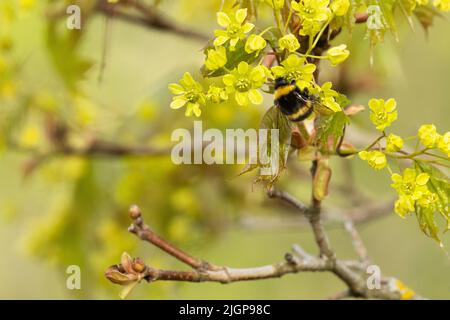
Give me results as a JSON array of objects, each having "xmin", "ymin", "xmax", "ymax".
[{"xmin": 274, "ymin": 77, "xmax": 314, "ymax": 122}]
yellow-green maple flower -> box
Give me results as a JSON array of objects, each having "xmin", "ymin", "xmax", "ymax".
[
  {"xmin": 318, "ymin": 81, "xmax": 341, "ymax": 112},
  {"xmin": 386, "ymin": 133, "xmax": 404, "ymax": 152},
  {"xmin": 206, "ymin": 85, "xmax": 228, "ymax": 104},
  {"xmin": 358, "ymin": 150, "xmax": 387, "ymax": 170},
  {"xmin": 418, "ymin": 124, "xmax": 439, "ymax": 148},
  {"xmin": 391, "ymin": 168, "xmax": 430, "ymax": 201},
  {"xmin": 291, "ymin": 0, "xmax": 331, "ymax": 36},
  {"xmin": 434, "ymin": 0, "xmax": 450, "ymax": 11},
  {"xmin": 368, "ymin": 98, "xmax": 398, "ymax": 131},
  {"xmin": 391, "ymin": 279, "xmax": 416, "ymax": 300},
  {"xmin": 326, "ymin": 44, "xmax": 350, "ymax": 66},
  {"xmin": 168, "ymin": 72, "xmax": 205, "ymax": 117},
  {"xmin": 278, "ymin": 34, "xmax": 300, "ymax": 53},
  {"xmin": 214, "ymin": 9, "xmax": 254, "ymax": 50},
  {"xmin": 205, "ymin": 46, "xmax": 227, "ymax": 71},
  {"xmin": 223, "ymin": 62, "xmax": 266, "ymax": 106},
  {"xmin": 394, "ymin": 196, "xmax": 415, "ymax": 218},
  {"xmin": 437, "ymin": 131, "xmax": 450, "ymax": 157},
  {"xmin": 416, "ymin": 0, "xmax": 429, "ymax": 5},
  {"xmin": 271, "ymin": 54, "xmax": 316, "ymax": 89},
  {"xmin": 416, "ymin": 191, "xmax": 438, "ymax": 210},
  {"xmin": 245, "ymin": 34, "xmax": 267, "ymax": 55},
  {"xmin": 331, "ymin": 0, "xmax": 350, "ymax": 16}
]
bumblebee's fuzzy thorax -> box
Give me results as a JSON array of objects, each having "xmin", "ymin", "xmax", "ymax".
[{"xmin": 273, "ymin": 78, "xmax": 314, "ymax": 122}]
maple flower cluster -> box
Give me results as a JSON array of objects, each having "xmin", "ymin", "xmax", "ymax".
[{"xmin": 169, "ymin": 6, "xmax": 350, "ymax": 116}]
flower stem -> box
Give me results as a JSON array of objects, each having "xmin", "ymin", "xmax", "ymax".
[
  {"xmin": 423, "ymin": 152, "xmax": 449, "ymax": 162},
  {"xmin": 365, "ymin": 133, "xmax": 386, "ymax": 151},
  {"xmin": 283, "ymin": 9, "xmax": 294, "ymax": 33},
  {"xmin": 306, "ymin": 14, "xmax": 334, "ymax": 55},
  {"xmin": 273, "ymin": 4, "xmax": 283, "ymax": 33},
  {"xmin": 259, "ymin": 26, "xmax": 277, "ymax": 37}
]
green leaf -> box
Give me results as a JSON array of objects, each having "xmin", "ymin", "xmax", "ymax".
[
  {"xmin": 414, "ymin": 5, "xmax": 444, "ymax": 34},
  {"xmin": 258, "ymin": 106, "xmax": 292, "ymax": 184},
  {"xmin": 45, "ymin": 23, "xmax": 93, "ymax": 91},
  {"xmin": 201, "ymin": 41, "xmax": 260, "ymax": 78},
  {"xmin": 416, "ymin": 162, "xmax": 450, "ymax": 224},
  {"xmin": 416, "ymin": 206, "xmax": 441, "ymax": 244},
  {"xmin": 315, "ymin": 111, "xmax": 349, "ymax": 149}
]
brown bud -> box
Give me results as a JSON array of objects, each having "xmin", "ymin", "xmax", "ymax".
[
  {"xmin": 129, "ymin": 205, "xmax": 141, "ymax": 219},
  {"xmin": 121, "ymin": 252, "xmax": 135, "ymax": 274},
  {"xmin": 344, "ymin": 104, "xmax": 365, "ymax": 117},
  {"xmin": 105, "ymin": 266, "xmax": 139, "ymax": 285},
  {"xmin": 132, "ymin": 258, "xmax": 146, "ymax": 273}
]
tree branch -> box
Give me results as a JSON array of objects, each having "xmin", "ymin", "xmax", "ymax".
[
  {"xmin": 95, "ymin": 0, "xmax": 209, "ymax": 41},
  {"xmin": 127, "ymin": 205, "xmax": 212, "ymax": 270},
  {"xmin": 344, "ymin": 218, "xmax": 370, "ymax": 263},
  {"xmin": 105, "ymin": 205, "xmax": 424, "ymax": 300}
]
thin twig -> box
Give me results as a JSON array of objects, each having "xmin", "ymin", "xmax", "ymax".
[
  {"xmin": 344, "ymin": 219, "xmax": 369, "ymax": 263},
  {"xmin": 105, "ymin": 205, "xmax": 422, "ymax": 300},
  {"xmin": 128, "ymin": 205, "xmax": 212, "ymax": 270},
  {"xmin": 95, "ymin": 0, "xmax": 209, "ymax": 41},
  {"xmin": 267, "ymin": 188, "xmax": 308, "ymax": 213}
]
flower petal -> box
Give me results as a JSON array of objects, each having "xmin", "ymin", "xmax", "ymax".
[
  {"xmin": 223, "ymin": 74, "xmax": 236, "ymax": 87},
  {"xmin": 214, "ymin": 36, "xmax": 229, "ymax": 47},
  {"xmin": 181, "ymin": 72, "xmax": 195, "ymax": 87},
  {"xmin": 271, "ymin": 66, "xmax": 285, "ymax": 77},
  {"xmin": 248, "ymin": 89, "xmax": 263, "ymax": 105},
  {"xmin": 391, "ymin": 173, "xmax": 402, "ymax": 183},
  {"xmin": 217, "ymin": 12, "xmax": 231, "ymax": 28},
  {"xmin": 168, "ymin": 83, "xmax": 185, "ymax": 95},
  {"xmin": 237, "ymin": 61, "xmax": 249, "ymax": 75},
  {"xmin": 302, "ymin": 63, "xmax": 317, "ymax": 74},
  {"xmin": 241, "ymin": 22, "xmax": 255, "ymax": 33},
  {"xmin": 229, "ymin": 37, "xmax": 239, "ymax": 48},
  {"xmin": 170, "ymin": 98, "xmax": 187, "ymax": 109},
  {"xmin": 235, "ymin": 91, "xmax": 249, "ymax": 106},
  {"xmin": 185, "ymin": 104, "xmax": 193, "ymax": 116},
  {"xmin": 235, "ymin": 8, "xmax": 248, "ymax": 24},
  {"xmin": 416, "ymin": 173, "xmax": 430, "ymax": 186},
  {"xmin": 385, "ymin": 98, "xmax": 397, "ymax": 112},
  {"xmin": 368, "ymin": 98, "xmax": 382, "ymax": 112},
  {"xmin": 192, "ymin": 103, "xmax": 202, "ymax": 117}
]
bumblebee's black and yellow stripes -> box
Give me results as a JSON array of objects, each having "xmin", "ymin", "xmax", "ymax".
[{"xmin": 274, "ymin": 77, "xmax": 314, "ymax": 122}]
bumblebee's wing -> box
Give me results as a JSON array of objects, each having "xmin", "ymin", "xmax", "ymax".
[
  {"xmin": 314, "ymin": 103, "xmax": 333, "ymax": 116},
  {"xmin": 292, "ymin": 90, "xmax": 309, "ymax": 104}
]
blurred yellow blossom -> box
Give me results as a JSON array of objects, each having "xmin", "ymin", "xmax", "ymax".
[
  {"xmin": 278, "ymin": 34, "xmax": 300, "ymax": 53},
  {"xmin": 368, "ymin": 98, "xmax": 398, "ymax": 131},
  {"xmin": 214, "ymin": 9, "xmax": 254, "ymax": 50},
  {"xmin": 205, "ymin": 46, "xmax": 227, "ymax": 71},
  {"xmin": 386, "ymin": 133, "xmax": 404, "ymax": 152},
  {"xmin": 331, "ymin": 0, "xmax": 350, "ymax": 16},
  {"xmin": 326, "ymin": 44, "xmax": 350, "ymax": 66},
  {"xmin": 358, "ymin": 150, "xmax": 387, "ymax": 170},
  {"xmin": 437, "ymin": 132, "xmax": 450, "ymax": 157},
  {"xmin": 418, "ymin": 124, "xmax": 439, "ymax": 148},
  {"xmin": 18, "ymin": 125, "xmax": 41, "ymax": 148}
]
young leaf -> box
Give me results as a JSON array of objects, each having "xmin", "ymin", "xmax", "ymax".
[{"xmin": 315, "ymin": 111, "xmax": 349, "ymax": 149}]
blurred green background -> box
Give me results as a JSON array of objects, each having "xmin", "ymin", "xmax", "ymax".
[{"xmin": 0, "ymin": 1, "xmax": 449, "ymax": 299}]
